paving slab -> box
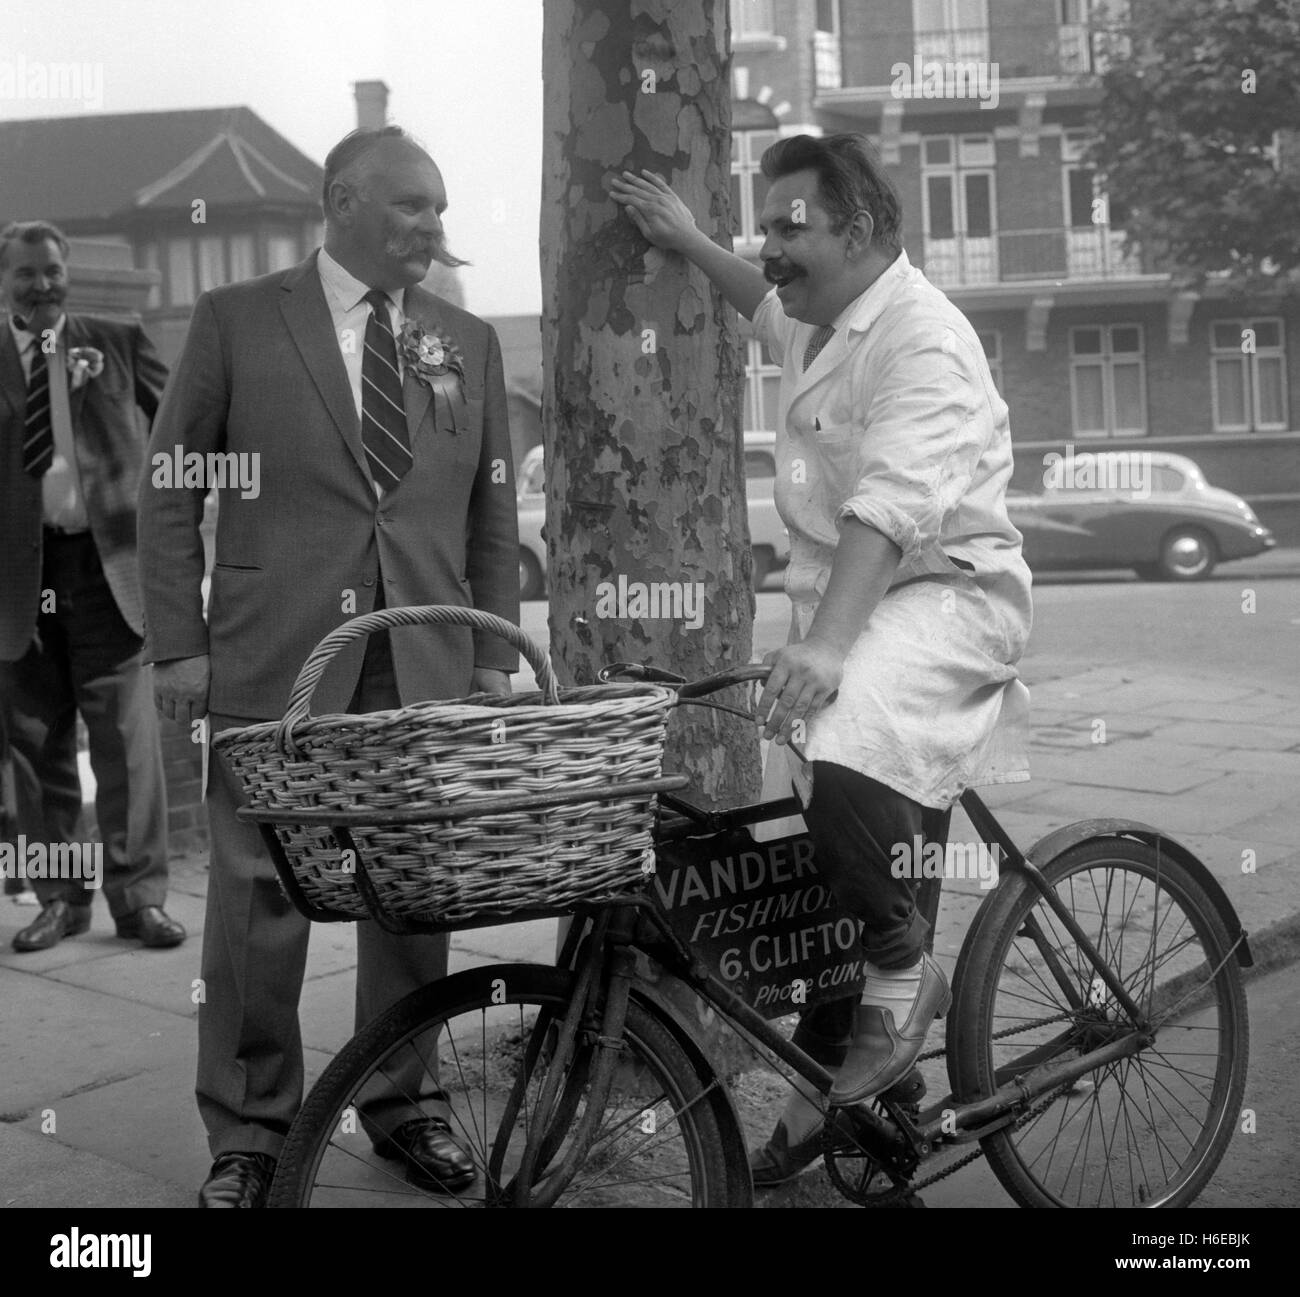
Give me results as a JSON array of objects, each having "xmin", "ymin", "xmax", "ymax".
[
  {"xmin": 1149, "ymin": 720, "xmax": 1300, "ymax": 751},
  {"xmin": 0, "ymin": 1122, "xmax": 191, "ymax": 1209}
]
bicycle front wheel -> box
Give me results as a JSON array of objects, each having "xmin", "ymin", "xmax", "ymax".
[
  {"xmin": 948, "ymin": 838, "xmax": 1249, "ymax": 1208},
  {"xmin": 270, "ymin": 962, "xmax": 744, "ymax": 1207}
]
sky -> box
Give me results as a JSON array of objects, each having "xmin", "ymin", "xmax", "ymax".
[{"xmin": 0, "ymin": 0, "xmax": 546, "ymax": 316}]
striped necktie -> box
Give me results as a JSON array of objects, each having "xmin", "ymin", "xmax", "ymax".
[
  {"xmin": 360, "ymin": 288, "xmax": 412, "ymax": 490},
  {"xmin": 22, "ymin": 343, "xmax": 54, "ymax": 478},
  {"xmin": 802, "ymin": 324, "xmax": 835, "ymax": 372}
]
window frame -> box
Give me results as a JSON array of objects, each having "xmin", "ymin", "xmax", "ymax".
[
  {"xmin": 1209, "ymin": 316, "xmax": 1288, "ymax": 433},
  {"xmin": 1068, "ymin": 322, "xmax": 1147, "ymax": 438}
]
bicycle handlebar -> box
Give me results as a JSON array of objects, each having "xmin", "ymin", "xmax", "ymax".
[{"xmin": 598, "ymin": 661, "xmax": 772, "ymax": 699}]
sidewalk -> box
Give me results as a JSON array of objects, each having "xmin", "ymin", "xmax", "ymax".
[{"xmin": 4, "ymin": 591, "xmax": 1300, "ymax": 1208}]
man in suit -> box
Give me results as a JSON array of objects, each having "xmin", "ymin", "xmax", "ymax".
[
  {"xmin": 0, "ymin": 221, "xmax": 184, "ymax": 953},
  {"xmin": 139, "ymin": 127, "xmax": 519, "ymax": 1208}
]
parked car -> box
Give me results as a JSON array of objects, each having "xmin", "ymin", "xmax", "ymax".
[
  {"xmin": 1007, "ymin": 450, "xmax": 1274, "ymax": 581},
  {"xmin": 516, "ymin": 431, "xmax": 790, "ymax": 599}
]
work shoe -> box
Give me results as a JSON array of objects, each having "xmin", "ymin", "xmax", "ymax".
[
  {"xmin": 12, "ymin": 900, "xmax": 91, "ymax": 952},
  {"xmin": 749, "ymin": 1117, "xmax": 834, "ymax": 1187},
  {"xmin": 829, "ymin": 953, "xmax": 951, "ymax": 1107}
]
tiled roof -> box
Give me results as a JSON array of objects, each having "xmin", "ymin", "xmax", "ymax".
[{"xmin": 0, "ymin": 106, "xmax": 323, "ymax": 224}]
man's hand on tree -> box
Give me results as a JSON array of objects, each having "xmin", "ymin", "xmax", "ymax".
[
  {"xmin": 153, "ymin": 654, "xmax": 211, "ymax": 726},
  {"xmin": 609, "ymin": 170, "xmax": 700, "ymax": 254},
  {"xmin": 758, "ymin": 638, "xmax": 844, "ymax": 746}
]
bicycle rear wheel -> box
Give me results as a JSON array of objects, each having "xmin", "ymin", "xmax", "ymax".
[
  {"xmin": 948, "ymin": 838, "xmax": 1248, "ymax": 1208},
  {"xmin": 270, "ymin": 962, "xmax": 747, "ymax": 1207}
]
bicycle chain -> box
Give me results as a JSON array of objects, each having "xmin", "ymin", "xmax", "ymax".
[
  {"xmin": 838, "ymin": 1010, "xmax": 1079, "ymax": 1207},
  {"xmin": 863, "ymin": 1079, "xmax": 1077, "ymax": 1206}
]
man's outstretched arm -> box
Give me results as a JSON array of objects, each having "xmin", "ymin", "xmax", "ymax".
[{"xmin": 609, "ymin": 169, "xmax": 769, "ymax": 321}]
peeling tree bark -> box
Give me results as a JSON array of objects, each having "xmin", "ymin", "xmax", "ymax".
[{"xmin": 541, "ymin": 0, "xmax": 760, "ymax": 815}]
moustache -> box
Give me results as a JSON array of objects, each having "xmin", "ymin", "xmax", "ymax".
[
  {"xmin": 386, "ymin": 237, "xmax": 466, "ymax": 270},
  {"xmin": 764, "ymin": 263, "xmax": 801, "ymax": 284}
]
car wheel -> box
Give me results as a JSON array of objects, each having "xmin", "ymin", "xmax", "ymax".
[
  {"xmin": 751, "ymin": 546, "xmax": 774, "ymax": 592},
  {"xmin": 1157, "ymin": 528, "xmax": 1218, "ymax": 581},
  {"xmin": 519, "ymin": 549, "xmax": 545, "ymax": 600}
]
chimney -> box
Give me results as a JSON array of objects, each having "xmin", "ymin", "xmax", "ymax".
[{"xmin": 353, "ymin": 80, "xmax": 390, "ymax": 131}]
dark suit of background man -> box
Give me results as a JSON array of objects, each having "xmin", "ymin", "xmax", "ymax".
[
  {"xmin": 0, "ymin": 221, "xmax": 185, "ymax": 954},
  {"xmin": 139, "ymin": 127, "xmax": 520, "ymax": 1208}
]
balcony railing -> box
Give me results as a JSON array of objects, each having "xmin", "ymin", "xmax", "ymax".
[
  {"xmin": 812, "ymin": 24, "xmax": 1134, "ymax": 93},
  {"xmin": 922, "ymin": 226, "xmax": 1144, "ymax": 288}
]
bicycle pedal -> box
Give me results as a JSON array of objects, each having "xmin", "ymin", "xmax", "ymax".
[{"xmin": 880, "ymin": 1069, "xmax": 927, "ymax": 1109}]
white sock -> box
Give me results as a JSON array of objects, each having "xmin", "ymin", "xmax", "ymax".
[{"xmin": 859, "ymin": 958, "xmax": 924, "ymax": 1019}]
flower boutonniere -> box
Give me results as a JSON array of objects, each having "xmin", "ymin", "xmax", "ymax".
[
  {"xmin": 67, "ymin": 346, "xmax": 105, "ymax": 392},
  {"xmin": 398, "ymin": 320, "xmax": 464, "ymax": 402}
]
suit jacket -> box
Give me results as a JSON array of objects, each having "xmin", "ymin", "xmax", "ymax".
[
  {"xmin": 0, "ymin": 314, "xmax": 167, "ymax": 662},
  {"xmin": 137, "ymin": 251, "xmax": 519, "ymax": 721}
]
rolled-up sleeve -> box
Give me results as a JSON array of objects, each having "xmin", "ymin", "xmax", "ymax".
[{"xmin": 836, "ymin": 322, "xmax": 988, "ymax": 565}]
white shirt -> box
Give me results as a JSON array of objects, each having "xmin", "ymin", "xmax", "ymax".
[
  {"xmin": 750, "ymin": 249, "xmax": 1033, "ymax": 814},
  {"xmin": 9, "ymin": 313, "xmax": 88, "ymax": 531},
  {"xmin": 316, "ymin": 247, "xmax": 407, "ymax": 499}
]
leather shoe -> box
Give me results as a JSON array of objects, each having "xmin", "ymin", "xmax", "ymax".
[
  {"xmin": 12, "ymin": 900, "xmax": 91, "ymax": 952},
  {"xmin": 114, "ymin": 905, "xmax": 185, "ymax": 948},
  {"xmin": 376, "ymin": 1116, "xmax": 475, "ymax": 1193},
  {"xmin": 198, "ymin": 1151, "xmax": 277, "ymax": 1208},
  {"xmin": 750, "ymin": 1118, "xmax": 845, "ymax": 1188},
  {"xmin": 829, "ymin": 953, "xmax": 951, "ymax": 1106}
]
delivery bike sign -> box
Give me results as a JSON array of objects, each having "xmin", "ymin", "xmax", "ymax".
[{"xmin": 650, "ymin": 827, "xmax": 866, "ymax": 1019}]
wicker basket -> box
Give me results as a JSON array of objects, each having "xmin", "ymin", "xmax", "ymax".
[{"xmin": 213, "ymin": 606, "xmax": 675, "ymax": 925}]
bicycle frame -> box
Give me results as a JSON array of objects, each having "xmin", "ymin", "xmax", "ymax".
[{"xmin": 233, "ymin": 656, "xmax": 1251, "ymax": 1204}]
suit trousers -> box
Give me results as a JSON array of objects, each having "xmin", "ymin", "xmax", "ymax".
[
  {"xmin": 198, "ymin": 619, "xmax": 452, "ymax": 1159},
  {"xmin": 0, "ymin": 531, "xmax": 168, "ymax": 917},
  {"xmin": 791, "ymin": 761, "xmax": 951, "ymax": 1069}
]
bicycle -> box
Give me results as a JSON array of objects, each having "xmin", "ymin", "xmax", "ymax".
[{"xmin": 234, "ymin": 628, "xmax": 1252, "ymax": 1210}]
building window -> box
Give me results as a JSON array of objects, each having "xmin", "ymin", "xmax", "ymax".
[
  {"xmin": 742, "ymin": 338, "xmax": 782, "ymax": 432},
  {"xmin": 140, "ymin": 241, "xmax": 161, "ymax": 310},
  {"xmin": 197, "ymin": 235, "xmax": 225, "ymax": 293},
  {"xmin": 229, "ymin": 234, "xmax": 256, "ymax": 283},
  {"xmin": 922, "ymin": 134, "xmax": 997, "ymax": 286},
  {"xmin": 731, "ymin": 129, "xmax": 778, "ymax": 248},
  {"xmin": 913, "ymin": 0, "xmax": 990, "ymax": 63},
  {"xmin": 1061, "ymin": 133, "xmax": 1137, "ymax": 276},
  {"xmin": 1070, "ymin": 324, "xmax": 1146, "ymax": 437},
  {"xmin": 1059, "ymin": 0, "xmax": 1132, "ymax": 74},
  {"xmin": 167, "ymin": 237, "xmax": 195, "ymax": 307},
  {"xmin": 977, "ymin": 329, "xmax": 1002, "ymax": 392},
  {"xmin": 732, "ymin": 0, "xmax": 776, "ymax": 39},
  {"xmin": 1211, "ymin": 318, "xmax": 1287, "ymax": 432},
  {"xmin": 266, "ymin": 234, "xmax": 299, "ymax": 272}
]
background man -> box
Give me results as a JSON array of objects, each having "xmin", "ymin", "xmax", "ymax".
[
  {"xmin": 0, "ymin": 221, "xmax": 183, "ymax": 954},
  {"xmin": 139, "ymin": 127, "xmax": 519, "ymax": 1207},
  {"xmin": 611, "ymin": 134, "xmax": 1033, "ymax": 1186}
]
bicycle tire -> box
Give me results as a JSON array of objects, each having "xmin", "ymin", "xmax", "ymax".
[
  {"xmin": 948, "ymin": 838, "xmax": 1248, "ymax": 1208},
  {"xmin": 269, "ymin": 962, "xmax": 747, "ymax": 1208}
]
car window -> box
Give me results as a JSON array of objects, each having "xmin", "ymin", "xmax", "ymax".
[
  {"xmin": 520, "ymin": 455, "xmax": 545, "ymax": 495},
  {"xmin": 1150, "ymin": 465, "xmax": 1185, "ymax": 492}
]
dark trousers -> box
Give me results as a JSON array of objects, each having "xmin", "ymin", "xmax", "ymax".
[
  {"xmin": 198, "ymin": 621, "xmax": 451, "ymax": 1159},
  {"xmin": 792, "ymin": 761, "xmax": 951, "ymax": 1069},
  {"xmin": 0, "ymin": 531, "xmax": 168, "ymax": 918}
]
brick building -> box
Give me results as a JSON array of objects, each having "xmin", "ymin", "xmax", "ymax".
[{"xmin": 728, "ymin": 0, "xmax": 1299, "ymax": 538}]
